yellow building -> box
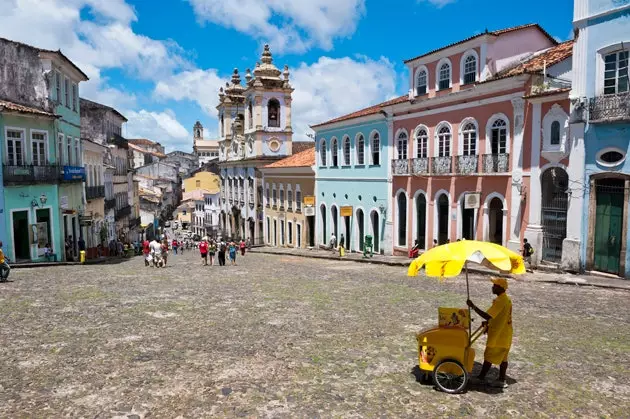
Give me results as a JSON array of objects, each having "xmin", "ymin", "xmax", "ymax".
[
  {"xmin": 183, "ymin": 171, "xmax": 220, "ymax": 194},
  {"xmin": 260, "ymin": 147, "xmax": 315, "ymax": 249}
]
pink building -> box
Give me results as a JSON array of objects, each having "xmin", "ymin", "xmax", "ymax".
[{"xmin": 385, "ymin": 24, "xmax": 574, "ymax": 259}]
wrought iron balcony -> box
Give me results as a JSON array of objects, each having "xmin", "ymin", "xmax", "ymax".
[
  {"xmin": 482, "ymin": 153, "xmax": 510, "ymax": 173},
  {"xmin": 455, "ymin": 155, "xmax": 478, "ymax": 175},
  {"xmin": 411, "ymin": 157, "xmax": 429, "ymax": 175},
  {"xmin": 86, "ymin": 185, "xmax": 105, "ymax": 200},
  {"xmin": 392, "ymin": 159, "xmax": 410, "ymax": 175},
  {"xmin": 115, "ymin": 205, "xmax": 132, "ymax": 221},
  {"xmin": 3, "ymin": 164, "xmax": 59, "ymax": 185},
  {"xmin": 589, "ymin": 92, "xmax": 630, "ymax": 123},
  {"xmin": 105, "ymin": 197, "xmax": 116, "ymax": 211},
  {"xmin": 431, "ymin": 156, "xmax": 452, "ymax": 175}
]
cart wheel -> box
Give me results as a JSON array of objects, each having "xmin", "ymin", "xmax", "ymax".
[{"xmin": 433, "ymin": 359, "xmax": 468, "ymax": 394}]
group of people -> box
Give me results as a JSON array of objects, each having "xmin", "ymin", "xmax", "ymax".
[
  {"xmin": 198, "ymin": 239, "xmax": 247, "ymax": 266},
  {"xmin": 141, "ymin": 237, "xmax": 171, "ymax": 268}
]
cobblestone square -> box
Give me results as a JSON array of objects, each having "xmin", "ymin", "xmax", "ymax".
[{"xmin": 1, "ymin": 252, "xmax": 629, "ymax": 417}]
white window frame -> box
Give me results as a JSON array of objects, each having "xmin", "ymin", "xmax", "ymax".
[
  {"xmin": 66, "ymin": 135, "xmax": 73, "ymax": 165},
  {"xmin": 295, "ymin": 185, "xmax": 302, "ymax": 212},
  {"xmin": 355, "ymin": 133, "xmax": 365, "ymax": 165},
  {"xmin": 31, "ymin": 129, "xmax": 49, "ymax": 166},
  {"xmin": 370, "ymin": 131, "xmax": 381, "ymax": 165},
  {"xmin": 434, "ymin": 122, "xmax": 452, "ymax": 158},
  {"xmin": 596, "ymin": 42, "xmax": 630, "ymax": 96},
  {"xmin": 331, "ymin": 137, "xmax": 339, "ymax": 167},
  {"xmin": 436, "ymin": 58, "xmax": 452, "ymax": 91},
  {"xmin": 279, "ymin": 184, "xmax": 285, "ymax": 208},
  {"xmin": 342, "ymin": 136, "xmax": 351, "ymax": 166},
  {"xmin": 460, "ymin": 50, "xmax": 479, "ymax": 85},
  {"xmin": 396, "ymin": 130, "xmax": 408, "ymax": 160},
  {"xmin": 414, "ymin": 125, "xmax": 429, "ymax": 159},
  {"xmin": 55, "ymin": 71, "xmax": 61, "ymax": 102},
  {"xmin": 542, "ymin": 104, "xmax": 569, "ymax": 152},
  {"xmin": 4, "ymin": 126, "xmax": 26, "ymax": 166},
  {"xmin": 74, "ymin": 138, "xmax": 81, "ymax": 166},
  {"xmin": 485, "ymin": 114, "xmax": 510, "ymax": 155},
  {"xmin": 57, "ymin": 133, "xmax": 64, "ymax": 165},
  {"xmin": 72, "ymin": 83, "xmax": 78, "ymax": 111},
  {"xmin": 415, "ymin": 65, "xmax": 429, "ymax": 96},
  {"xmin": 458, "ymin": 118, "xmax": 478, "ymax": 156},
  {"xmin": 287, "ymin": 184, "xmax": 293, "ymax": 210},
  {"xmin": 318, "ymin": 139, "xmax": 327, "ymax": 166},
  {"xmin": 64, "ymin": 77, "xmax": 70, "ymax": 108}
]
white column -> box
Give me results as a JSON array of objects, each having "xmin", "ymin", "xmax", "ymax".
[
  {"xmin": 384, "ymin": 117, "xmax": 394, "ymax": 255},
  {"xmin": 508, "ymin": 97, "xmax": 525, "ymax": 252},
  {"xmin": 524, "ymin": 102, "xmax": 543, "ymax": 266},
  {"xmin": 561, "ymin": 122, "xmax": 586, "ymax": 271}
]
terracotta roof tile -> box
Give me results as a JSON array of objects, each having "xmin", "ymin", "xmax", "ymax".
[
  {"xmin": 0, "ymin": 99, "xmax": 57, "ymax": 117},
  {"xmin": 494, "ymin": 41, "xmax": 574, "ymax": 78},
  {"xmin": 311, "ymin": 95, "xmax": 407, "ymax": 128},
  {"xmin": 128, "ymin": 138, "xmax": 158, "ymax": 146},
  {"xmin": 264, "ymin": 147, "xmax": 315, "ymax": 168},
  {"xmin": 403, "ymin": 24, "xmax": 558, "ymax": 63},
  {"xmin": 523, "ymin": 87, "xmax": 571, "ymax": 99}
]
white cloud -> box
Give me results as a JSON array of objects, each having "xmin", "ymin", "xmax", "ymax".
[
  {"xmin": 153, "ymin": 69, "xmax": 225, "ymax": 116},
  {"xmin": 418, "ymin": 0, "xmax": 457, "ymax": 7},
  {"xmin": 291, "ymin": 56, "xmax": 398, "ymax": 140},
  {"xmin": 125, "ymin": 109, "xmax": 191, "ymax": 152},
  {"xmin": 186, "ymin": 0, "xmax": 365, "ymax": 53}
]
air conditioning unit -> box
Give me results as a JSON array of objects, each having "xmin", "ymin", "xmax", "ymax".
[{"xmin": 464, "ymin": 192, "xmax": 481, "ymax": 209}]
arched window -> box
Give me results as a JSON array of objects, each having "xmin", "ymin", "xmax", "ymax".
[
  {"xmin": 356, "ymin": 134, "xmax": 365, "ymax": 165},
  {"xmin": 248, "ymin": 100, "xmax": 253, "ymax": 129},
  {"xmin": 416, "ymin": 68, "xmax": 427, "ymax": 96},
  {"xmin": 371, "ymin": 132, "xmax": 380, "ymax": 165},
  {"xmin": 268, "ymin": 98, "xmax": 280, "ymax": 127},
  {"xmin": 415, "ymin": 128, "xmax": 428, "ymax": 158},
  {"xmin": 342, "ymin": 136, "xmax": 351, "ymax": 165},
  {"xmin": 490, "ymin": 119, "xmax": 507, "ymax": 154},
  {"xmin": 319, "ymin": 140, "xmax": 327, "ymax": 166},
  {"xmin": 331, "ymin": 138, "xmax": 338, "ymax": 167},
  {"xmin": 551, "ymin": 121, "xmax": 561, "ymax": 145},
  {"xmin": 461, "ymin": 122, "xmax": 477, "ymax": 156},
  {"xmin": 438, "ymin": 126, "xmax": 451, "ymax": 157},
  {"xmin": 463, "ymin": 55, "xmax": 477, "ymax": 84},
  {"xmin": 438, "ymin": 62, "xmax": 451, "ymax": 90},
  {"xmin": 397, "ymin": 131, "xmax": 408, "ymax": 160},
  {"xmin": 397, "ymin": 192, "xmax": 407, "ymax": 246}
]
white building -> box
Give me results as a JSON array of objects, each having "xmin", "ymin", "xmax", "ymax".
[{"xmin": 193, "ymin": 121, "xmax": 220, "ymax": 167}]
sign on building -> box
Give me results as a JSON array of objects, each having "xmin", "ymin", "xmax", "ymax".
[
  {"xmin": 303, "ymin": 195, "xmax": 315, "ymax": 206},
  {"xmin": 304, "ymin": 207, "xmax": 315, "ymax": 216},
  {"xmin": 340, "ymin": 206, "xmax": 353, "ymax": 217},
  {"xmin": 464, "ymin": 192, "xmax": 481, "ymax": 209}
]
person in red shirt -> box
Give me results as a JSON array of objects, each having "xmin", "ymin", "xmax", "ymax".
[
  {"xmin": 172, "ymin": 239, "xmax": 179, "ymax": 255},
  {"xmin": 142, "ymin": 240, "xmax": 150, "ymax": 266},
  {"xmin": 199, "ymin": 239, "xmax": 208, "ymax": 266},
  {"xmin": 239, "ymin": 239, "xmax": 246, "ymax": 256}
]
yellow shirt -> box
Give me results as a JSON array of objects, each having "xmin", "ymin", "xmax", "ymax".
[
  {"xmin": 486, "ymin": 293, "xmax": 513, "ymax": 348},
  {"xmin": 0, "ymin": 249, "xmax": 5, "ymax": 264}
]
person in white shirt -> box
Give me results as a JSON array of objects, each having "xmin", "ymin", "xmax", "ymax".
[
  {"xmin": 329, "ymin": 233, "xmax": 337, "ymax": 251},
  {"xmin": 149, "ymin": 239, "xmax": 162, "ymax": 267}
]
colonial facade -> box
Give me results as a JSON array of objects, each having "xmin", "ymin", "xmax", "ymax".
[
  {"xmin": 312, "ymin": 105, "xmax": 395, "ymax": 254},
  {"xmin": 218, "ymin": 45, "xmax": 294, "ymax": 243},
  {"xmin": 572, "ymin": 0, "xmax": 630, "ymax": 277},
  {"xmin": 261, "ymin": 147, "xmax": 315, "ymax": 249},
  {"xmin": 82, "ymin": 138, "xmax": 107, "ymax": 257},
  {"xmin": 192, "ymin": 121, "xmax": 219, "ymax": 166}
]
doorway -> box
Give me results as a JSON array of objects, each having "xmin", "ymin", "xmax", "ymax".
[
  {"xmin": 307, "ymin": 216, "xmax": 315, "ymax": 247},
  {"xmin": 371, "ymin": 210, "xmax": 380, "ymax": 253},
  {"xmin": 416, "ymin": 194, "xmax": 427, "ymax": 249},
  {"xmin": 397, "ymin": 193, "xmax": 407, "ymax": 247},
  {"xmin": 343, "ymin": 216, "xmax": 351, "ymax": 250},
  {"xmin": 249, "ymin": 219, "xmax": 255, "ymax": 243},
  {"xmin": 541, "ymin": 168, "xmax": 568, "ymax": 262},
  {"xmin": 437, "ymin": 194, "xmax": 449, "ymax": 244},
  {"xmin": 331, "ymin": 206, "xmax": 338, "ymax": 240},
  {"xmin": 273, "ymin": 219, "xmax": 277, "ymax": 246},
  {"xmin": 357, "ymin": 209, "xmax": 365, "ymax": 251},
  {"xmin": 593, "ymin": 178, "xmax": 624, "ymax": 274},
  {"xmin": 12, "ymin": 210, "xmax": 30, "ymax": 260},
  {"xmin": 320, "ymin": 204, "xmax": 327, "ymax": 245},
  {"xmin": 488, "ymin": 198, "xmax": 504, "ymax": 245},
  {"xmin": 36, "ymin": 208, "xmax": 52, "ymax": 256},
  {"xmin": 461, "ymin": 199, "xmax": 475, "ymax": 240},
  {"xmin": 266, "ymin": 217, "xmax": 271, "ymax": 243},
  {"xmin": 297, "ymin": 223, "xmax": 302, "ymax": 248}
]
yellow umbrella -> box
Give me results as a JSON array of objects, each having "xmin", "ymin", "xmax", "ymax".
[{"xmin": 408, "ymin": 240, "xmax": 525, "ymax": 339}]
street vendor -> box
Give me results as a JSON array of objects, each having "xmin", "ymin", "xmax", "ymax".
[{"xmin": 466, "ymin": 277, "xmax": 513, "ymax": 388}]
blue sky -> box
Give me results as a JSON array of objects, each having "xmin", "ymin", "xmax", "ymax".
[{"xmin": 0, "ymin": 0, "xmax": 574, "ymax": 151}]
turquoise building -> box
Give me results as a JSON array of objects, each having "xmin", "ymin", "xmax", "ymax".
[
  {"xmin": 312, "ymin": 101, "xmax": 396, "ymax": 255},
  {"xmin": 0, "ymin": 38, "xmax": 87, "ymax": 262},
  {"xmin": 572, "ymin": 0, "xmax": 630, "ymax": 277}
]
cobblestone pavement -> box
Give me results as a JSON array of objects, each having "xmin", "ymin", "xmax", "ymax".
[{"xmin": 1, "ymin": 252, "xmax": 629, "ymax": 417}]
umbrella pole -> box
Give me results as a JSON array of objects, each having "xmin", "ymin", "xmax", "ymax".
[{"xmin": 466, "ymin": 261, "xmax": 472, "ymax": 346}]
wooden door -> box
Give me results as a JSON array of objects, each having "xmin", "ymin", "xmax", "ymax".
[{"xmin": 594, "ymin": 180, "xmax": 624, "ymax": 274}]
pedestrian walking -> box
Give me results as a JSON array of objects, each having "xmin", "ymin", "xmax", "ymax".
[
  {"xmin": 0, "ymin": 241, "xmax": 10, "ymax": 282},
  {"xmin": 208, "ymin": 240, "xmax": 217, "ymax": 266},
  {"xmin": 150, "ymin": 238, "xmax": 162, "ymax": 267},
  {"xmin": 522, "ymin": 238, "xmax": 534, "ymax": 271},
  {"xmin": 199, "ymin": 239, "xmax": 208, "ymax": 266},
  {"xmin": 228, "ymin": 241, "xmax": 237, "ymax": 266},
  {"xmin": 142, "ymin": 239, "xmax": 151, "ymax": 266},
  {"xmin": 239, "ymin": 239, "xmax": 246, "ymax": 256},
  {"xmin": 218, "ymin": 239, "xmax": 227, "ymax": 266},
  {"xmin": 172, "ymin": 239, "xmax": 178, "ymax": 255},
  {"xmin": 161, "ymin": 238, "xmax": 169, "ymax": 267}
]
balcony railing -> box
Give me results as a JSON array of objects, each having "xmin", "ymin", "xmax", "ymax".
[
  {"xmin": 3, "ymin": 164, "xmax": 59, "ymax": 185},
  {"xmin": 59, "ymin": 166, "xmax": 86, "ymax": 182},
  {"xmin": 589, "ymin": 92, "xmax": 630, "ymax": 123},
  {"xmin": 455, "ymin": 155, "xmax": 478, "ymax": 175},
  {"xmin": 431, "ymin": 156, "xmax": 452, "ymax": 175},
  {"xmin": 85, "ymin": 185, "xmax": 105, "ymax": 200},
  {"xmin": 482, "ymin": 153, "xmax": 510, "ymax": 173},
  {"xmin": 105, "ymin": 197, "xmax": 116, "ymax": 211},
  {"xmin": 411, "ymin": 157, "xmax": 430, "ymax": 175},
  {"xmin": 115, "ymin": 205, "xmax": 132, "ymax": 221},
  {"xmin": 392, "ymin": 159, "xmax": 410, "ymax": 175}
]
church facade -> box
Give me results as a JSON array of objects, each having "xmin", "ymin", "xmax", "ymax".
[
  {"xmin": 192, "ymin": 121, "xmax": 219, "ymax": 167},
  {"xmin": 217, "ymin": 44, "xmax": 294, "ymax": 242}
]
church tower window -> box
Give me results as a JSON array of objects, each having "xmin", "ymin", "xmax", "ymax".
[{"xmin": 268, "ymin": 98, "xmax": 280, "ymax": 128}]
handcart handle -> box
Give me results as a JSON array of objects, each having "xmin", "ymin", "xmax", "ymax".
[{"xmin": 468, "ymin": 323, "xmax": 488, "ymax": 346}]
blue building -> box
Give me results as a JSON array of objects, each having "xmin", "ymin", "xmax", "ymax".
[
  {"xmin": 572, "ymin": 0, "xmax": 630, "ymax": 277},
  {"xmin": 312, "ymin": 99, "xmax": 400, "ymax": 255}
]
